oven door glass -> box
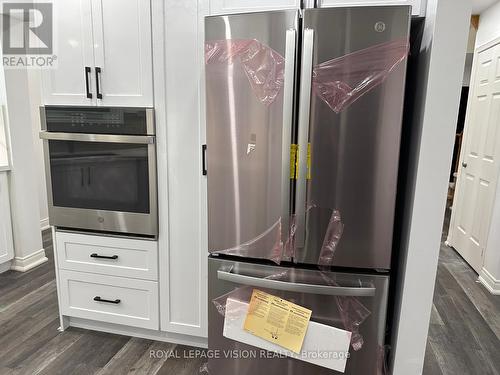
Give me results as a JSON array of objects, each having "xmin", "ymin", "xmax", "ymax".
[{"xmin": 48, "ymin": 140, "xmax": 150, "ymax": 213}]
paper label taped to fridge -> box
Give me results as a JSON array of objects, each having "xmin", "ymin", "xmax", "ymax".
[
  {"xmin": 224, "ymin": 298, "xmax": 352, "ymax": 373},
  {"xmin": 243, "ymin": 289, "xmax": 312, "ymax": 354}
]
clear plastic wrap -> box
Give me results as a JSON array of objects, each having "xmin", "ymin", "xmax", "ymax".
[
  {"xmin": 205, "ymin": 39, "xmax": 285, "ymax": 105},
  {"xmin": 318, "ymin": 209, "xmax": 344, "ymax": 267},
  {"xmin": 312, "ymin": 38, "xmax": 410, "ymax": 113},
  {"xmin": 210, "ymin": 218, "xmax": 284, "ymax": 265},
  {"xmin": 212, "ymin": 269, "xmax": 371, "ymax": 353}
]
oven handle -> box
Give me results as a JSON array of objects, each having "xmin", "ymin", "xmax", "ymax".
[
  {"xmin": 217, "ymin": 270, "xmax": 376, "ymax": 297},
  {"xmin": 39, "ymin": 131, "xmax": 155, "ymax": 144}
]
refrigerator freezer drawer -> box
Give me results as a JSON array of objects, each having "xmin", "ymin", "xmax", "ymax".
[{"xmin": 208, "ymin": 257, "xmax": 390, "ymax": 374}]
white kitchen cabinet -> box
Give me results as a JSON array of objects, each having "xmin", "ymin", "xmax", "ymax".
[
  {"xmin": 208, "ymin": 0, "xmax": 301, "ymax": 15},
  {"xmin": 59, "ymin": 269, "xmax": 159, "ymax": 330},
  {"xmin": 0, "ymin": 173, "xmax": 14, "ymax": 270},
  {"xmin": 42, "ymin": 0, "xmax": 153, "ymax": 107},
  {"xmin": 318, "ymin": 0, "xmax": 425, "ymax": 16},
  {"xmin": 41, "ymin": 0, "xmax": 95, "ymax": 106},
  {"xmin": 208, "ymin": 0, "xmax": 425, "ymax": 16},
  {"xmin": 55, "ymin": 231, "xmax": 158, "ymax": 281},
  {"xmin": 91, "ymin": 0, "xmax": 153, "ymax": 106}
]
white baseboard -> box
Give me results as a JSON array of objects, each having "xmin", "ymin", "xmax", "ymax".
[
  {"xmin": 40, "ymin": 217, "xmax": 50, "ymax": 231},
  {"xmin": 67, "ymin": 316, "xmax": 208, "ymax": 349},
  {"xmin": 10, "ymin": 248, "xmax": 48, "ymax": 272},
  {"xmin": 0, "ymin": 260, "xmax": 12, "ymax": 273},
  {"xmin": 479, "ymin": 268, "xmax": 500, "ymax": 295}
]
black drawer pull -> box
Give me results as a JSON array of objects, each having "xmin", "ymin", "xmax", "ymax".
[
  {"xmin": 90, "ymin": 253, "xmax": 118, "ymax": 260},
  {"xmin": 93, "ymin": 296, "xmax": 121, "ymax": 304}
]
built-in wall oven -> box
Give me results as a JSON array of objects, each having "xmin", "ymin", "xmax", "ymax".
[{"xmin": 40, "ymin": 106, "xmax": 157, "ymax": 237}]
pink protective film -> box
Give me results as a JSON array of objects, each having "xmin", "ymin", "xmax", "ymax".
[
  {"xmin": 205, "ymin": 39, "xmax": 285, "ymax": 105},
  {"xmin": 312, "ymin": 38, "xmax": 410, "ymax": 113}
]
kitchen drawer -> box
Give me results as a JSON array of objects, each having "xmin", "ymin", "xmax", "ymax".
[
  {"xmin": 55, "ymin": 231, "xmax": 158, "ymax": 280},
  {"xmin": 59, "ymin": 270, "xmax": 159, "ymax": 330}
]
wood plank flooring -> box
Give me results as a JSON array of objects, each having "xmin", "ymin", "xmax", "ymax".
[
  {"xmin": 423, "ymin": 212, "xmax": 500, "ymax": 375},
  {"xmin": 0, "ymin": 226, "xmax": 499, "ymax": 374},
  {"xmin": 0, "ymin": 231, "xmax": 206, "ymax": 375}
]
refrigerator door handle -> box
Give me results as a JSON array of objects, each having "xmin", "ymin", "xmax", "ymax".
[
  {"xmin": 281, "ymin": 28, "xmax": 297, "ymax": 247},
  {"xmin": 295, "ymin": 28, "xmax": 315, "ymax": 248},
  {"xmin": 217, "ymin": 270, "xmax": 376, "ymax": 297}
]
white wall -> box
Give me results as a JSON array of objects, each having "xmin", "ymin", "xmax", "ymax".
[
  {"xmin": 391, "ymin": 0, "xmax": 471, "ymax": 373},
  {"xmin": 0, "ymin": 45, "xmax": 10, "ymax": 169},
  {"xmin": 475, "ymin": 0, "xmax": 500, "ymax": 47},
  {"xmin": 29, "ymin": 71, "xmax": 49, "ymax": 229},
  {"xmin": 4, "ymin": 66, "xmax": 46, "ymax": 271},
  {"xmin": 481, "ymin": 179, "xmax": 500, "ymax": 294}
]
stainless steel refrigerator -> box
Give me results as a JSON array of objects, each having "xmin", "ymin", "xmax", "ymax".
[{"xmin": 205, "ymin": 6, "xmax": 410, "ymax": 374}]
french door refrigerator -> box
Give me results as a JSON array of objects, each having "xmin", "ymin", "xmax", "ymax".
[{"xmin": 205, "ymin": 6, "xmax": 410, "ymax": 375}]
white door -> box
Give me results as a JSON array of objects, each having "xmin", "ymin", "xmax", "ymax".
[
  {"xmin": 91, "ymin": 0, "xmax": 153, "ymax": 107},
  {"xmin": 41, "ymin": 0, "xmax": 96, "ymax": 105},
  {"xmin": 448, "ymin": 42, "xmax": 500, "ymax": 273},
  {"xmin": 208, "ymin": 0, "xmax": 300, "ymax": 15}
]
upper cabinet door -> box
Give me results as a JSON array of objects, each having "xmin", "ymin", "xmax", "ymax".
[
  {"xmin": 91, "ymin": 0, "xmax": 153, "ymax": 107},
  {"xmin": 318, "ymin": 0, "xmax": 424, "ymax": 16},
  {"xmin": 41, "ymin": 0, "xmax": 95, "ymax": 106},
  {"xmin": 208, "ymin": 0, "xmax": 301, "ymax": 15}
]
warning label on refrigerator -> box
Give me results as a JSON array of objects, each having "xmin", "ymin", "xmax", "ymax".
[{"xmin": 243, "ymin": 289, "xmax": 312, "ymax": 354}]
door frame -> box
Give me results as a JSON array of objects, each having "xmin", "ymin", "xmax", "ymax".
[{"xmin": 446, "ymin": 35, "xmax": 500, "ymax": 272}]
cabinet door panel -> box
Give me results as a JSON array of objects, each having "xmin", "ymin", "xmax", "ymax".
[
  {"xmin": 209, "ymin": 0, "xmax": 300, "ymax": 15},
  {"xmin": 41, "ymin": 0, "xmax": 95, "ymax": 105},
  {"xmin": 92, "ymin": 0, "xmax": 153, "ymax": 107},
  {"xmin": 0, "ymin": 174, "xmax": 13, "ymax": 265},
  {"xmin": 318, "ymin": 0, "xmax": 423, "ymax": 16}
]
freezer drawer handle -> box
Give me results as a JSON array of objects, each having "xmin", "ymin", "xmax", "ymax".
[
  {"xmin": 217, "ymin": 270, "xmax": 376, "ymax": 297},
  {"xmin": 90, "ymin": 253, "xmax": 118, "ymax": 260},
  {"xmin": 93, "ymin": 296, "xmax": 121, "ymax": 304}
]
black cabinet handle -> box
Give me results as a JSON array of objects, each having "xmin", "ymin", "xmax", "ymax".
[
  {"xmin": 93, "ymin": 296, "xmax": 121, "ymax": 304},
  {"xmin": 95, "ymin": 67, "xmax": 103, "ymax": 99},
  {"xmin": 85, "ymin": 66, "xmax": 92, "ymax": 99},
  {"xmin": 202, "ymin": 144, "xmax": 207, "ymax": 176},
  {"xmin": 90, "ymin": 253, "xmax": 118, "ymax": 260}
]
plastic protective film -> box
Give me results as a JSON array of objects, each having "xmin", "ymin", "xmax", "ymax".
[
  {"xmin": 312, "ymin": 38, "xmax": 410, "ymax": 113},
  {"xmin": 209, "ymin": 218, "xmax": 284, "ymax": 265},
  {"xmin": 212, "ymin": 270, "xmax": 371, "ymax": 352},
  {"xmin": 205, "ymin": 39, "xmax": 285, "ymax": 105}
]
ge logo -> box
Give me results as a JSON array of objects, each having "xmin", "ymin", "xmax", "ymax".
[{"xmin": 374, "ymin": 21, "xmax": 386, "ymax": 33}]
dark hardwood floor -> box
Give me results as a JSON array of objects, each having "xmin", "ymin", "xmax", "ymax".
[
  {"xmin": 423, "ymin": 211, "xmax": 500, "ymax": 375},
  {"xmin": 0, "ymin": 231, "xmax": 206, "ymax": 375},
  {"xmin": 1, "ymin": 225, "xmax": 499, "ymax": 374}
]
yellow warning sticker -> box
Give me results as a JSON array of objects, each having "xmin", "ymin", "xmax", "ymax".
[{"xmin": 290, "ymin": 144, "xmax": 298, "ymax": 179}]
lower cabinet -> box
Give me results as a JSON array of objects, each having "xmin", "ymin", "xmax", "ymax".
[
  {"xmin": 59, "ymin": 269, "xmax": 159, "ymax": 330},
  {"xmin": 55, "ymin": 231, "xmax": 159, "ymax": 331},
  {"xmin": 0, "ymin": 173, "xmax": 14, "ymax": 269}
]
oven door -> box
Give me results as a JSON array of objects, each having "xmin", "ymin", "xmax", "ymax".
[{"xmin": 40, "ymin": 132, "xmax": 157, "ymax": 236}]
